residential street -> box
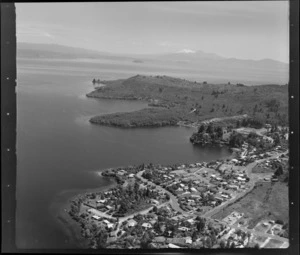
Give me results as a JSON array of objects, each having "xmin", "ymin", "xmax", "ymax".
[{"xmin": 135, "ymin": 151, "xmax": 289, "ymax": 246}]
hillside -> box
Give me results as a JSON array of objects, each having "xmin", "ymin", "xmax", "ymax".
[{"xmin": 87, "ymin": 75, "xmax": 288, "ymax": 128}]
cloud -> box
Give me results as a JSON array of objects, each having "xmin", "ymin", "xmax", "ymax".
[
  {"xmin": 178, "ymin": 49, "xmax": 196, "ymax": 53},
  {"xmin": 17, "ymin": 24, "xmax": 55, "ymax": 41}
]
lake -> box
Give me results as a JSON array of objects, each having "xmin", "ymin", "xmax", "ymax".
[{"xmin": 16, "ymin": 58, "xmax": 231, "ymax": 249}]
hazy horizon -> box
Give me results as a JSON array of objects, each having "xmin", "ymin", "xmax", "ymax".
[{"xmin": 16, "ymin": 2, "xmax": 289, "ymax": 63}]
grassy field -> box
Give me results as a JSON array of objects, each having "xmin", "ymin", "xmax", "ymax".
[
  {"xmin": 263, "ymin": 238, "xmax": 284, "ymax": 248},
  {"xmin": 87, "ymin": 75, "xmax": 288, "ymax": 128},
  {"xmin": 252, "ymin": 166, "xmax": 275, "ymax": 174},
  {"xmin": 212, "ymin": 181, "xmax": 288, "ymax": 229}
]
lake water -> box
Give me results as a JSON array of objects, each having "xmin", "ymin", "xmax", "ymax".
[{"xmin": 16, "ymin": 58, "xmax": 231, "ymax": 249}]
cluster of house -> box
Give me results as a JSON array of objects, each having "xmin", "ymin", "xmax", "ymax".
[
  {"xmin": 220, "ymin": 227, "xmax": 252, "ymax": 248},
  {"xmin": 142, "ymin": 160, "xmax": 252, "ymax": 213}
]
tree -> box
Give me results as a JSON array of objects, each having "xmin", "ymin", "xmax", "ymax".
[
  {"xmin": 254, "ymin": 243, "xmax": 260, "ymax": 249},
  {"xmin": 220, "ymin": 240, "xmax": 226, "ymax": 248},
  {"xmin": 275, "ymin": 165, "xmax": 284, "ymax": 176},
  {"xmin": 119, "ymin": 200, "xmax": 128, "ymax": 214},
  {"xmin": 273, "ymin": 133, "xmax": 281, "ymax": 146},
  {"xmin": 97, "ymin": 232, "xmax": 108, "ymax": 249},
  {"xmin": 196, "ymin": 217, "xmax": 206, "ymax": 232},
  {"xmin": 198, "ymin": 124, "xmax": 206, "ymax": 134},
  {"xmin": 140, "ymin": 231, "xmax": 152, "ymax": 249},
  {"xmin": 236, "ymin": 229, "xmax": 242, "ymax": 237},
  {"xmin": 216, "ymin": 126, "xmax": 223, "ymax": 138},
  {"xmin": 192, "ymin": 231, "xmax": 198, "ymax": 242},
  {"xmin": 205, "ymin": 237, "xmax": 212, "ymax": 248},
  {"xmin": 229, "ymin": 133, "xmax": 244, "ymax": 147},
  {"xmin": 206, "ymin": 124, "xmax": 214, "ymax": 134}
]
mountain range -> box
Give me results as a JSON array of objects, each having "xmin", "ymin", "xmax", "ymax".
[{"xmin": 17, "ymin": 42, "xmax": 289, "ymax": 85}]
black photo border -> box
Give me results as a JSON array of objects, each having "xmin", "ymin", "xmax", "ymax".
[{"xmin": 1, "ymin": 0, "xmax": 299, "ymax": 254}]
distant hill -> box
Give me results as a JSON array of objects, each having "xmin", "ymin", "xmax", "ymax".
[
  {"xmin": 87, "ymin": 75, "xmax": 288, "ymax": 128},
  {"xmin": 17, "ymin": 42, "xmax": 288, "ymax": 85}
]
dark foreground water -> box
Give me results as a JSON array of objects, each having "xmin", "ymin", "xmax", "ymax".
[{"xmin": 16, "ymin": 58, "xmax": 231, "ymax": 249}]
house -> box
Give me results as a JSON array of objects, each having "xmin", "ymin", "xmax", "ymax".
[
  {"xmin": 142, "ymin": 222, "xmax": 152, "ymax": 229},
  {"xmin": 117, "ymin": 170, "xmax": 126, "ymax": 176},
  {"xmin": 127, "ymin": 219, "xmax": 137, "ymax": 227},
  {"xmin": 190, "ymin": 187, "xmax": 198, "ymax": 193},
  {"xmin": 185, "ymin": 237, "xmax": 192, "ymax": 244},
  {"xmin": 228, "ymin": 185, "xmax": 239, "ymax": 190},
  {"xmin": 106, "ymin": 205, "xmax": 114, "ymax": 210},
  {"xmin": 211, "ymin": 201, "xmax": 217, "ymax": 206},
  {"xmin": 92, "ymin": 215, "xmax": 101, "ymax": 220},
  {"xmin": 107, "ymin": 223, "xmax": 114, "ymax": 229},
  {"xmin": 221, "ymin": 194, "xmax": 229, "ymax": 199},
  {"xmin": 178, "ymin": 227, "xmax": 189, "ymax": 232},
  {"xmin": 187, "ymin": 218, "xmax": 195, "ymax": 224},
  {"xmin": 128, "ymin": 173, "xmax": 135, "ymax": 178},
  {"xmin": 151, "ymin": 199, "xmax": 160, "ymax": 205},
  {"xmin": 103, "ymin": 219, "xmax": 111, "ymax": 225},
  {"xmin": 97, "ymin": 199, "xmax": 106, "ymax": 203},
  {"xmin": 215, "ymin": 195, "xmax": 223, "ymax": 202}
]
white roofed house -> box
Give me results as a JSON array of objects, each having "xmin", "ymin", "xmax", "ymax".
[
  {"xmin": 151, "ymin": 199, "xmax": 160, "ymax": 205},
  {"xmin": 142, "ymin": 222, "xmax": 152, "ymax": 229},
  {"xmin": 107, "ymin": 223, "xmax": 114, "ymax": 229},
  {"xmin": 106, "ymin": 205, "xmax": 114, "ymax": 210},
  {"xmin": 185, "ymin": 237, "xmax": 193, "ymax": 244},
  {"xmin": 92, "ymin": 215, "xmax": 101, "ymax": 220},
  {"xmin": 190, "ymin": 187, "xmax": 198, "ymax": 193},
  {"xmin": 127, "ymin": 219, "xmax": 137, "ymax": 228},
  {"xmin": 97, "ymin": 199, "xmax": 107, "ymax": 204}
]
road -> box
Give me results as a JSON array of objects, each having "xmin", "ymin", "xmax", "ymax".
[
  {"xmin": 136, "ymin": 171, "xmax": 190, "ymax": 216},
  {"xmin": 135, "ymin": 151, "xmax": 289, "ymax": 245},
  {"xmin": 204, "ymin": 151, "xmax": 287, "ymax": 218}
]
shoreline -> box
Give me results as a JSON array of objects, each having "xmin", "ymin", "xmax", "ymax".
[
  {"xmin": 57, "ymin": 149, "xmax": 235, "ymax": 248},
  {"xmin": 51, "ymin": 177, "xmax": 118, "ymax": 249}
]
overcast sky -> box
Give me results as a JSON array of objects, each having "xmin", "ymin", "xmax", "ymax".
[{"xmin": 16, "ymin": 1, "xmax": 289, "ymax": 63}]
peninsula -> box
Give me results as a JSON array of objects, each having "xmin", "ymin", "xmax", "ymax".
[{"xmin": 86, "ymin": 75, "xmax": 288, "ymax": 129}]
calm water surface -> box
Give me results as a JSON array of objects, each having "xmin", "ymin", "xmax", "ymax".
[{"xmin": 16, "ymin": 58, "xmax": 230, "ymax": 249}]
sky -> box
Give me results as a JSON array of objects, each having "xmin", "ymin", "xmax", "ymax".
[{"xmin": 16, "ymin": 1, "xmax": 289, "ymax": 63}]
